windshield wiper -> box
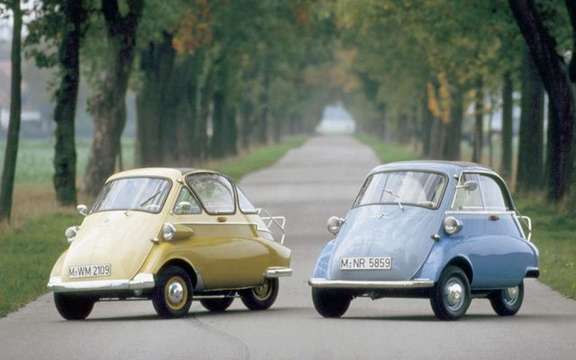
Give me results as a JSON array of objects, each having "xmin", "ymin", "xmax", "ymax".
[
  {"xmin": 139, "ymin": 190, "xmax": 163, "ymax": 208},
  {"xmin": 384, "ymin": 189, "xmax": 404, "ymax": 211}
]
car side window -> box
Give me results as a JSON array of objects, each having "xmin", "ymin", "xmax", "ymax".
[
  {"xmin": 237, "ymin": 188, "xmax": 258, "ymax": 213},
  {"xmin": 187, "ymin": 174, "xmax": 235, "ymax": 214},
  {"xmin": 479, "ymin": 175, "xmax": 510, "ymax": 211},
  {"xmin": 173, "ymin": 187, "xmax": 202, "ymax": 215},
  {"xmin": 452, "ymin": 174, "xmax": 483, "ymax": 210}
]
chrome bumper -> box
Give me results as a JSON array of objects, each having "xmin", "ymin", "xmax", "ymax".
[
  {"xmin": 308, "ymin": 278, "xmax": 434, "ymax": 289},
  {"xmin": 47, "ymin": 273, "xmax": 155, "ymax": 293},
  {"xmin": 264, "ymin": 267, "xmax": 293, "ymax": 278}
]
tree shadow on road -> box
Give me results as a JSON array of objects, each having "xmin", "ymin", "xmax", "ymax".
[
  {"xmin": 83, "ymin": 306, "xmax": 305, "ymax": 322},
  {"xmin": 341, "ymin": 312, "xmax": 576, "ymax": 323}
]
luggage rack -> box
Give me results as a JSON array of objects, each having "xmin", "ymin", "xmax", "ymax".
[{"xmin": 257, "ymin": 208, "xmax": 287, "ymax": 245}]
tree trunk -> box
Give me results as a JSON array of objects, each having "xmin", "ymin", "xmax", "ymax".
[
  {"xmin": 517, "ymin": 49, "xmax": 545, "ymax": 192},
  {"xmin": 488, "ymin": 95, "xmax": 495, "ymax": 167},
  {"xmin": 472, "ymin": 79, "xmax": 483, "ymax": 163},
  {"xmin": 84, "ymin": 0, "xmax": 143, "ymax": 196},
  {"xmin": 442, "ymin": 86, "xmax": 463, "ymax": 161},
  {"xmin": 509, "ymin": 0, "xmax": 576, "ymax": 201},
  {"xmin": 198, "ymin": 64, "xmax": 213, "ymax": 161},
  {"xmin": 501, "ymin": 72, "xmax": 514, "ymax": 179},
  {"xmin": 51, "ymin": 0, "xmax": 87, "ymax": 206},
  {"xmin": 421, "ymin": 90, "xmax": 433, "ymax": 157},
  {"xmin": 0, "ymin": 0, "xmax": 22, "ymax": 221},
  {"xmin": 257, "ymin": 60, "xmax": 271, "ymax": 145},
  {"xmin": 135, "ymin": 33, "xmax": 175, "ymax": 166}
]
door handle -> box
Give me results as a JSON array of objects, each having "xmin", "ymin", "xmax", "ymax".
[
  {"xmin": 217, "ymin": 216, "xmax": 227, "ymax": 223},
  {"xmin": 489, "ymin": 214, "xmax": 500, "ymax": 221}
]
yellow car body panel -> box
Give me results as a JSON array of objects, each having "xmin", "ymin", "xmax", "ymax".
[{"xmin": 48, "ymin": 167, "xmax": 291, "ymax": 294}]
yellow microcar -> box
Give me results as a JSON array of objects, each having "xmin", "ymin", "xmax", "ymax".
[{"xmin": 48, "ymin": 168, "xmax": 291, "ymax": 319}]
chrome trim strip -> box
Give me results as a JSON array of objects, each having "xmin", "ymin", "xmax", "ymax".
[
  {"xmin": 308, "ymin": 278, "xmax": 434, "ymax": 289},
  {"xmin": 47, "ymin": 273, "xmax": 155, "ymax": 293},
  {"xmin": 445, "ymin": 210, "xmax": 516, "ymax": 215},
  {"xmin": 264, "ymin": 267, "xmax": 293, "ymax": 278}
]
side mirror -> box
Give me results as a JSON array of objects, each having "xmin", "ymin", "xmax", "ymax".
[
  {"xmin": 457, "ymin": 180, "xmax": 478, "ymax": 192},
  {"xmin": 77, "ymin": 204, "xmax": 88, "ymax": 217},
  {"xmin": 327, "ymin": 216, "xmax": 345, "ymax": 236}
]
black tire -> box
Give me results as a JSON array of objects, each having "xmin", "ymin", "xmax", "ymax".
[
  {"xmin": 200, "ymin": 297, "xmax": 234, "ymax": 312},
  {"xmin": 152, "ymin": 265, "xmax": 193, "ymax": 318},
  {"xmin": 54, "ymin": 293, "xmax": 95, "ymax": 320},
  {"xmin": 489, "ymin": 281, "xmax": 524, "ymax": 316},
  {"xmin": 311, "ymin": 288, "xmax": 352, "ymax": 318},
  {"xmin": 430, "ymin": 265, "xmax": 472, "ymax": 320},
  {"xmin": 239, "ymin": 278, "xmax": 279, "ymax": 310}
]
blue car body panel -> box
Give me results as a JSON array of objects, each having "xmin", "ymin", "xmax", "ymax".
[{"xmin": 312, "ymin": 160, "xmax": 539, "ymax": 291}]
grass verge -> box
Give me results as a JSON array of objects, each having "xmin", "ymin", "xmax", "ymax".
[
  {"xmin": 358, "ymin": 133, "xmax": 576, "ymax": 300},
  {"xmin": 0, "ymin": 213, "xmax": 80, "ymax": 317},
  {"xmin": 0, "ymin": 136, "xmax": 307, "ymax": 317}
]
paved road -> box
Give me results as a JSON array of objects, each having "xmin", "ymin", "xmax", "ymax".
[{"xmin": 1, "ymin": 136, "xmax": 576, "ymax": 360}]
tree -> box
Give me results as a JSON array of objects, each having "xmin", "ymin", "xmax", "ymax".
[
  {"xmin": 509, "ymin": 0, "xmax": 575, "ymax": 201},
  {"xmin": 500, "ymin": 72, "xmax": 514, "ymax": 180},
  {"xmin": 50, "ymin": 0, "xmax": 88, "ymax": 205},
  {"xmin": 0, "ymin": 0, "xmax": 23, "ymax": 221},
  {"xmin": 84, "ymin": 0, "xmax": 144, "ymax": 196},
  {"xmin": 472, "ymin": 78, "xmax": 484, "ymax": 163},
  {"xmin": 516, "ymin": 49, "xmax": 544, "ymax": 192}
]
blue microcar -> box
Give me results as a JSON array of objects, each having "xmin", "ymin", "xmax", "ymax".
[{"xmin": 309, "ymin": 161, "xmax": 539, "ymax": 320}]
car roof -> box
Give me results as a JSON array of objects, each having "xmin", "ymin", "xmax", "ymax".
[
  {"xmin": 370, "ymin": 160, "xmax": 496, "ymax": 176},
  {"xmin": 107, "ymin": 167, "xmax": 220, "ymax": 182}
]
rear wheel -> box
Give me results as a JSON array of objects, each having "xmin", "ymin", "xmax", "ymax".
[
  {"xmin": 54, "ymin": 293, "xmax": 95, "ymax": 320},
  {"xmin": 200, "ymin": 297, "xmax": 234, "ymax": 312},
  {"xmin": 489, "ymin": 282, "xmax": 524, "ymax": 316},
  {"xmin": 312, "ymin": 288, "xmax": 352, "ymax": 318},
  {"xmin": 152, "ymin": 266, "xmax": 193, "ymax": 318},
  {"xmin": 430, "ymin": 266, "xmax": 471, "ymax": 320},
  {"xmin": 239, "ymin": 278, "xmax": 279, "ymax": 310}
]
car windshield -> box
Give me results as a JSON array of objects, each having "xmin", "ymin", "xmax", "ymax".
[
  {"xmin": 91, "ymin": 177, "xmax": 171, "ymax": 214},
  {"xmin": 354, "ymin": 171, "xmax": 447, "ymax": 209}
]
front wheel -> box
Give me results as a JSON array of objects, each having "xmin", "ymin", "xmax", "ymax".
[
  {"xmin": 239, "ymin": 278, "xmax": 279, "ymax": 310},
  {"xmin": 152, "ymin": 265, "xmax": 193, "ymax": 318},
  {"xmin": 311, "ymin": 288, "xmax": 352, "ymax": 318},
  {"xmin": 489, "ymin": 282, "xmax": 524, "ymax": 316},
  {"xmin": 200, "ymin": 297, "xmax": 234, "ymax": 312},
  {"xmin": 54, "ymin": 293, "xmax": 95, "ymax": 320},
  {"xmin": 430, "ymin": 266, "xmax": 472, "ymax": 320}
]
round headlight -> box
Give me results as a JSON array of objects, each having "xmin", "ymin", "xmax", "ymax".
[
  {"xmin": 443, "ymin": 216, "xmax": 462, "ymax": 235},
  {"xmin": 64, "ymin": 226, "xmax": 78, "ymax": 243},
  {"xmin": 327, "ymin": 216, "xmax": 344, "ymax": 236},
  {"xmin": 162, "ymin": 223, "xmax": 176, "ymax": 241}
]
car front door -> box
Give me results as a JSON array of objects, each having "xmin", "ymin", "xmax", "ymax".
[
  {"xmin": 449, "ymin": 173, "xmax": 526, "ymax": 289},
  {"xmin": 185, "ymin": 173, "xmax": 268, "ymax": 289}
]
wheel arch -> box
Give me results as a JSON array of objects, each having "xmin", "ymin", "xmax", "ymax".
[
  {"xmin": 158, "ymin": 257, "xmax": 200, "ymax": 289},
  {"xmin": 444, "ymin": 256, "xmax": 474, "ymax": 284}
]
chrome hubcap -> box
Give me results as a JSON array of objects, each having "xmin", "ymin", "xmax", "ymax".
[
  {"xmin": 253, "ymin": 280, "xmax": 272, "ymax": 300},
  {"xmin": 444, "ymin": 278, "xmax": 465, "ymax": 311},
  {"xmin": 167, "ymin": 282, "xmax": 184, "ymax": 305},
  {"xmin": 503, "ymin": 286, "xmax": 520, "ymax": 306}
]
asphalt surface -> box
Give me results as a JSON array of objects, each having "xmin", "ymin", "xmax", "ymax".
[{"xmin": 1, "ymin": 135, "xmax": 576, "ymax": 360}]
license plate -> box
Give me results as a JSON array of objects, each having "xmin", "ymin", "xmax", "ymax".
[
  {"xmin": 340, "ymin": 257, "xmax": 392, "ymax": 271},
  {"xmin": 68, "ymin": 264, "xmax": 112, "ymax": 279}
]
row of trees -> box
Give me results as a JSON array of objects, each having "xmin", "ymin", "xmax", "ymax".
[
  {"xmin": 339, "ymin": 0, "xmax": 576, "ymax": 207},
  {"xmin": 0, "ymin": 0, "xmax": 339, "ymax": 221}
]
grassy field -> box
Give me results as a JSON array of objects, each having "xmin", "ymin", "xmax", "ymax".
[
  {"xmin": 0, "ymin": 136, "xmax": 306, "ymax": 317},
  {"xmin": 0, "ymin": 138, "xmax": 135, "ymax": 184},
  {"xmin": 357, "ymin": 134, "xmax": 576, "ymax": 300}
]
